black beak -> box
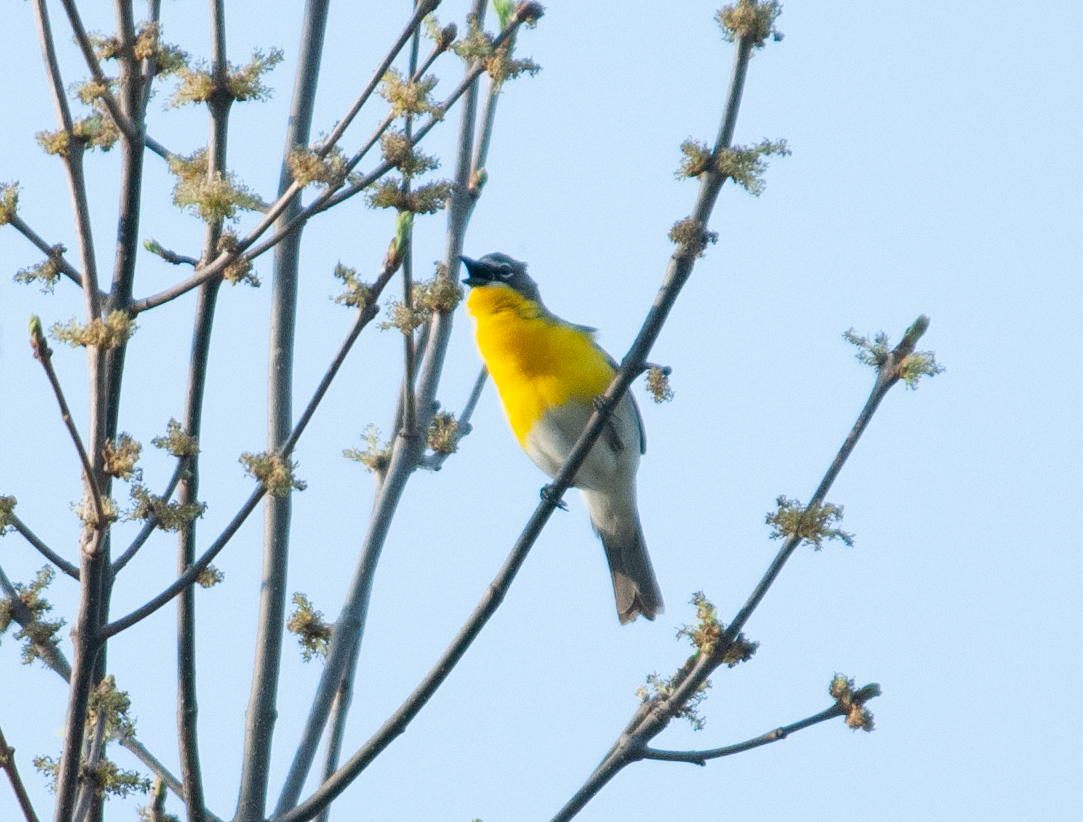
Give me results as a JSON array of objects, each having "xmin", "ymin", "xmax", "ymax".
[{"xmin": 460, "ymin": 255, "xmax": 492, "ymax": 287}]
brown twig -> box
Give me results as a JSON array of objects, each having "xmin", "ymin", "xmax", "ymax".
[
  {"xmin": 111, "ymin": 458, "xmax": 189, "ymax": 574},
  {"xmin": 28, "ymin": 322, "xmax": 104, "ymax": 527},
  {"xmin": 0, "ymin": 723, "xmax": 42, "ymax": 822},
  {"xmin": 6, "ymin": 512, "xmax": 80, "ymax": 579},
  {"xmin": 639, "ymin": 686, "xmax": 880, "ymax": 765},
  {"xmin": 6, "ymin": 214, "xmax": 87, "ymax": 291}
]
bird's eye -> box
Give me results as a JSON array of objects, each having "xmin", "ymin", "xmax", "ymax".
[{"xmin": 498, "ymin": 266, "xmax": 513, "ymax": 279}]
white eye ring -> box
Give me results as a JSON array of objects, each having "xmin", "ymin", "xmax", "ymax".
[{"xmin": 498, "ymin": 267, "xmax": 513, "ymax": 279}]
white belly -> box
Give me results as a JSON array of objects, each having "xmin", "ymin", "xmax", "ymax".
[{"xmin": 523, "ymin": 392, "xmax": 642, "ymax": 492}]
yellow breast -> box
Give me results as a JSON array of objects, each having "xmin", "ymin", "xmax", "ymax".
[{"xmin": 467, "ymin": 285, "xmax": 615, "ymax": 446}]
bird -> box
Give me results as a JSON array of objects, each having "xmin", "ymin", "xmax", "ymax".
[{"xmin": 461, "ymin": 252, "xmax": 663, "ymax": 624}]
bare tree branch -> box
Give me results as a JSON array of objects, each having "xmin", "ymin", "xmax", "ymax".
[
  {"xmin": 5, "ymin": 214, "xmax": 87, "ymax": 291},
  {"xmin": 0, "ymin": 723, "xmax": 42, "ymax": 822},
  {"xmin": 111, "ymin": 458, "xmax": 189, "ymax": 574},
  {"xmin": 5, "ymin": 513, "xmax": 80, "ymax": 580},
  {"xmin": 640, "ymin": 685, "xmax": 881, "ymax": 765},
  {"xmin": 116, "ymin": 735, "xmax": 225, "ymax": 822},
  {"xmin": 28, "ymin": 325, "xmax": 104, "ymax": 528},
  {"xmin": 237, "ymin": 0, "xmax": 331, "ymax": 817}
]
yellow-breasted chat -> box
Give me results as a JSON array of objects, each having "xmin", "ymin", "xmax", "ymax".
[{"xmin": 461, "ymin": 252, "xmax": 663, "ymax": 624}]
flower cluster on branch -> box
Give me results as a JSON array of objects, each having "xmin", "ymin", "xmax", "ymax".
[
  {"xmin": 50, "ymin": 311, "xmax": 137, "ymax": 350},
  {"xmin": 766, "ymin": 496, "xmax": 854, "ymax": 550},
  {"xmin": 240, "ymin": 452, "xmax": 307, "ymax": 497}
]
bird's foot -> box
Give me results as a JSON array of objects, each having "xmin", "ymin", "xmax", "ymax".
[{"xmin": 540, "ymin": 484, "xmax": 568, "ymax": 511}]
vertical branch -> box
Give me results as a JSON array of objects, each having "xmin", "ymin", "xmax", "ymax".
[
  {"xmin": 34, "ymin": 2, "xmax": 110, "ymax": 811},
  {"xmin": 175, "ymin": 277, "xmax": 219, "ymax": 822},
  {"xmin": 236, "ymin": 2, "xmax": 331, "ymax": 820},
  {"xmin": 412, "ymin": 0, "xmax": 492, "ymax": 416},
  {"xmin": 274, "ymin": 4, "xmax": 491, "ymax": 812},
  {"xmin": 103, "ymin": 0, "xmax": 148, "ymax": 439},
  {"xmin": 400, "ymin": 243, "xmax": 418, "ymax": 436},
  {"xmin": 174, "ymin": 2, "xmax": 234, "ymax": 820},
  {"xmin": 311, "ymin": 11, "xmax": 424, "ymax": 813},
  {"xmin": 313, "ymin": 639, "xmax": 360, "ymax": 822},
  {"xmin": 399, "ymin": 15, "xmax": 423, "ymax": 441}
]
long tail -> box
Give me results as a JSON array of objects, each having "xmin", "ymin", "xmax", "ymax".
[{"xmin": 581, "ymin": 487, "xmax": 663, "ymax": 624}]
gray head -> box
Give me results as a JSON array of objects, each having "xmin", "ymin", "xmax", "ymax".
[{"xmin": 460, "ymin": 252, "xmax": 543, "ymax": 304}]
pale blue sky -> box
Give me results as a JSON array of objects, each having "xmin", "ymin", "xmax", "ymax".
[{"xmin": 2, "ymin": 2, "xmax": 1081, "ymax": 821}]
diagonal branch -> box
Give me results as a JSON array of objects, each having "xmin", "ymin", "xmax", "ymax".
[
  {"xmin": 640, "ymin": 684, "xmax": 881, "ymax": 765},
  {"xmin": 111, "ymin": 457, "xmax": 188, "ymax": 574},
  {"xmin": 57, "ymin": 0, "xmax": 139, "ymax": 142},
  {"xmin": 4, "ymin": 512, "xmax": 80, "ymax": 579},
  {"xmin": 29, "ymin": 322, "xmax": 104, "ymax": 527},
  {"xmin": 316, "ymin": 0, "xmax": 440, "ymax": 155},
  {"xmin": 116, "ymin": 735, "xmax": 225, "ymax": 822},
  {"xmin": 5, "ymin": 214, "xmax": 87, "ymax": 292},
  {"xmin": 0, "ymin": 723, "xmax": 42, "ymax": 822},
  {"xmin": 551, "ymin": 319, "xmax": 929, "ymax": 822},
  {"xmin": 0, "ymin": 562, "xmax": 73, "ymax": 681}
]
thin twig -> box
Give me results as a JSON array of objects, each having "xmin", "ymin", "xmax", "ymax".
[
  {"xmin": 31, "ymin": 0, "xmax": 101, "ymax": 320},
  {"xmin": 418, "ymin": 365, "xmax": 486, "ymax": 470},
  {"xmin": 71, "ymin": 707, "xmax": 107, "ymax": 822},
  {"xmin": 111, "ymin": 458, "xmax": 188, "ymax": 574},
  {"xmin": 151, "ymin": 246, "xmax": 199, "ymax": 266},
  {"xmin": 6, "ymin": 214, "xmax": 87, "ymax": 291},
  {"xmin": 29, "ymin": 330, "xmax": 104, "ymax": 527},
  {"xmin": 7, "ymin": 513, "xmax": 80, "ymax": 579},
  {"xmin": 641, "ymin": 702, "xmax": 850, "ymax": 765},
  {"xmin": 116, "ymin": 735, "xmax": 225, "ymax": 822},
  {"xmin": 314, "ymin": 638, "xmax": 360, "ymax": 822},
  {"xmin": 144, "ymin": 136, "xmax": 176, "ymax": 162},
  {"xmin": 173, "ymin": 0, "xmax": 234, "ymax": 815},
  {"xmin": 57, "ymin": 0, "xmax": 139, "ymax": 142},
  {"xmin": 318, "ymin": 0, "xmax": 440, "ymax": 155},
  {"xmin": 0, "ymin": 723, "xmax": 42, "ymax": 822},
  {"xmin": 0, "ymin": 562, "xmax": 73, "ymax": 680},
  {"xmin": 140, "ymin": 0, "xmax": 164, "ymax": 114},
  {"xmin": 237, "ymin": 0, "xmax": 331, "ymax": 817}
]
